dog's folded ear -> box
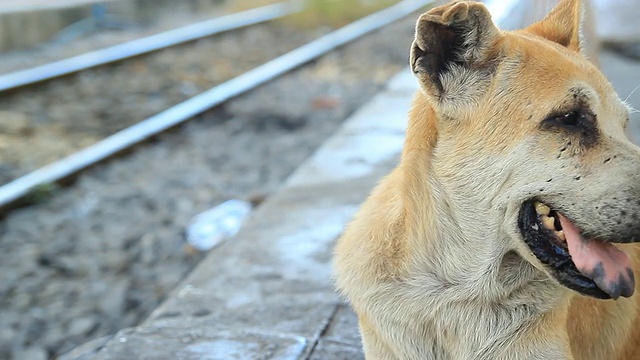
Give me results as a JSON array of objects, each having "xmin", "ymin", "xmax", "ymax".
[
  {"xmin": 524, "ymin": 0, "xmax": 583, "ymax": 52},
  {"xmin": 410, "ymin": 1, "xmax": 502, "ymax": 107}
]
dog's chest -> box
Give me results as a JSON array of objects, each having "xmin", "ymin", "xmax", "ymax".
[{"xmin": 423, "ymin": 300, "xmax": 550, "ymax": 359}]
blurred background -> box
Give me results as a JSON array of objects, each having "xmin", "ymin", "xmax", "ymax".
[{"xmin": 0, "ymin": 0, "xmax": 639, "ymax": 359}]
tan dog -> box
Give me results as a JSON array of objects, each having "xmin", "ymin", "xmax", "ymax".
[{"xmin": 334, "ymin": 0, "xmax": 640, "ymax": 359}]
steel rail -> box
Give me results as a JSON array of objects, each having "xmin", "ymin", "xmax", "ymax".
[
  {"xmin": 0, "ymin": 2, "xmax": 298, "ymax": 93},
  {"xmin": 0, "ymin": 0, "xmax": 434, "ymax": 209}
]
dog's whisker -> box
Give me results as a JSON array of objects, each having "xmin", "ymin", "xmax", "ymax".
[
  {"xmin": 621, "ymin": 99, "xmax": 640, "ymax": 115},
  {"xmin": 624, "ymin": 84, "xmax": 640, "ymax": 103}
]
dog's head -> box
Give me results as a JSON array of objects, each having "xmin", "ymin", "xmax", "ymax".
[{"xmin": 410, "ymin": 0, "xmax": 640, "ymax": 300}]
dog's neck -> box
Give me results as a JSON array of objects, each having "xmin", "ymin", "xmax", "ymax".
[
  {"xmin": 394, "ymin": 96, "xmax": 572, "ymax": 357},
  {"xmin": 399, "ymin": 93, "xmax": 562, "ymax": 305}
]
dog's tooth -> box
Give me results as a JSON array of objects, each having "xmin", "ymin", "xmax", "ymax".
[
  {"xmin": 557, "ymin": 230, "xmax": 565, "ymax": 241},
  {"xmin": 535, "ymin": 202, "xmax": 551, "ymax": 215},
  {"xmin": 542, "ymin": 216, "xmax": 556, "ymax": 230}
]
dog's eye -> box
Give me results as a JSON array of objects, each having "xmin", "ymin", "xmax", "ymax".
[
  {"xmin": 542, "ymin": 109, "xmax": 595, "ymax": 130},
  {"xmin": 556, "ymin": 111, "xmax": 580, "ymax": 126}
]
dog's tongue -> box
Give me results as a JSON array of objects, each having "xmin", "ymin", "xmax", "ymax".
[{"xmin": 558, "ymin": 213, "xmax": 634, "ymax": 299}]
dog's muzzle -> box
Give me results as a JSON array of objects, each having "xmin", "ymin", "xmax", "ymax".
[{"xmin": 518, "ymin": 200, "xmax": 635, "ymax": 300}]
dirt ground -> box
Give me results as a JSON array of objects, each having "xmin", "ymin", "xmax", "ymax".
[{"xmin": 0, "ymin": 10, "xmax": 420, "ymax": 360}]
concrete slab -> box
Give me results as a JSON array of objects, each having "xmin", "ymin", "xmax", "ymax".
[
  {"xmin": 308, "ymin": 340, "xmax": 364, "ymax": 360},
  {"xmin": 94, "ymin": 327, "xmax": 307, "ymax": 360},
  {"xmin": 319, "ymin": 303, "xmax": 362, "ymax": 348}
]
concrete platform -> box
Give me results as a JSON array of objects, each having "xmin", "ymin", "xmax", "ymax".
[{"xmin": 86, "ymin": 49, "xmax": 640, "ymax": 360}]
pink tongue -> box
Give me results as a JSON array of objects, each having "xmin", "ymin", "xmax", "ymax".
[{"xmin": 559, "ymin": 213, "xmax": 635, "ymax": 299}]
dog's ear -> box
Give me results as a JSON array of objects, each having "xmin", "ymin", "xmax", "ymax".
[
  {"xmin": 524, "ymin": 0, "xmax": 583, "ymax": 52},
  {"xmin": 410, "ymin": 1, "xmax": 502, "ymax": 106}
]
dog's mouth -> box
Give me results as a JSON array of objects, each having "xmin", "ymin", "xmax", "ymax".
[{"xmin": 518, "ymin": 200, "xmax": 635, "ymax": 300}]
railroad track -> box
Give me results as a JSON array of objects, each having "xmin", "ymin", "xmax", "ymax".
[
  {"xmin": 0, "ymin": 0, "xmax": 433, "ymax": 212},
  {"xmin": 0, "ymin": 3, "xmax": 298, "ymax": 93}
]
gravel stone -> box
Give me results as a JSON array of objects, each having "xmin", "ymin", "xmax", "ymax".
[
  {"xmin": 0, "ymin": 111, "xmax": 31, "ymax": 135},
  {"xmin": 0, "ymin": 328, "xmax": 16, "ymax": 356},
  {"xmin": 68, "ymin": 317, "xmax": 99, "ymax": 338},
  {"xmin": 11, "ymin": 347, "xmax": 48, "ymax": 360}
]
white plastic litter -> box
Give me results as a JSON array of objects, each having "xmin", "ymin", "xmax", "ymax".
[{"xmin": 186, "ymin": 199, "xmax": 253, "ymax": 252}]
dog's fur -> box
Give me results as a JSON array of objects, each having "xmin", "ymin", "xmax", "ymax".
[{"xmin": 334, "ymin": 1, "xmax": 640, "ymax": 359}]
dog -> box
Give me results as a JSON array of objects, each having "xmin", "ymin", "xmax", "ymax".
[{"xmin": 334, "ymin": 0, "xmax": 640, "ymax": 359}]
